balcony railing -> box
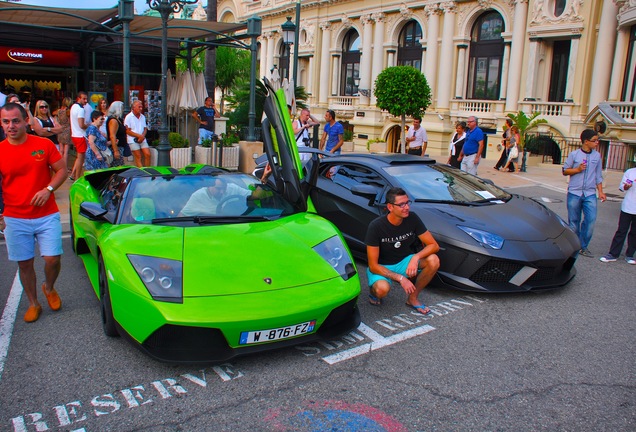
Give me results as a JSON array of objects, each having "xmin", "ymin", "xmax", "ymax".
[
  {"xmin": 524, "ymin": 101, "xmax": 573, "ymax": 117},
  {"xmin": 329, "ymin": 96, "xmax": 358, "ymax": 108},
  {"xmin": 608, "ymin": 102, "xmax": 636, "ymax": 122}
]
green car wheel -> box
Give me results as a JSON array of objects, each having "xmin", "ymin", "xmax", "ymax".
[{"xmin": 98, "ymin": 255, "xmax": 119, "ymax": 338}]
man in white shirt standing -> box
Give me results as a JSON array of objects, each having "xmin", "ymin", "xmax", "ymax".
[
  {"xmin": 405, "ymin": 116, "xmax": 428, "ymax": 156},
  {"xmin": 69, "ymin": 91, "xmax": 88, "ymax": 180},
  {"xmin": 124, "ymin": 100, "xmax": 150, "ymax": 167}
]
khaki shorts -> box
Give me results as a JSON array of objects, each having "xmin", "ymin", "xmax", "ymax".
[{"xmin": 129, "ymin": 140, "xmax": 149, "ymax": 152}]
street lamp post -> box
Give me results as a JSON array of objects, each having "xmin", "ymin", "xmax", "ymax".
[
  {"xmin": 281, "ymin": 16, "xmax": 295, "ymax": 81},
  {"xmin": 246, "ymin": 16, "xmax": 262, "ymax": 142},
  {"xmin": 119, "ymin": 0, "xmax": 134, "ymax": 114},
  {"xmin": 146, "ymin": 0, "xmax": 197, "ymax": 166}
]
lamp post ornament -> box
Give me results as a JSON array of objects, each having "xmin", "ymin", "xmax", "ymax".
[{"xmin": 146, "ymin": 0, "xmax": 197, "ymax": 166}]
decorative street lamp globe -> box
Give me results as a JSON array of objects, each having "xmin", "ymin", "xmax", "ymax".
[
  {"xmin": 281, "ymin": 16, "xmax": 296, "ymax": 46},
  {"xmin": 146, "ymin": 0, "xmax": 198, "ymax": 166}
]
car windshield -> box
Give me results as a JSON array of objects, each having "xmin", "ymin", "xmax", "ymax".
[
  {"xmin": 120, "ymin": 173, "xmax": 296, "ymax": 224},
  {"xmin": 383, "ymin": 164, "xmax": 511, "ymax": 203}
]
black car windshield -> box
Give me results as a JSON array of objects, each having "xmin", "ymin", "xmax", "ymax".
[
  {"xmin": 120, "ymin": 173, "xmax": 296, "ymax": 224},
  {"xmin": 383, "ymin": 164, "xmax": 511, "ymax": 203}
]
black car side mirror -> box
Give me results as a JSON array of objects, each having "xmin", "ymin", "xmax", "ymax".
[
  {"xmin": 351, "ymin": 184, "xmax": 380, "ymax": 207},
  {"xmin": 79, "ymin": 202, "xmax": 108, "ymax": 221}
]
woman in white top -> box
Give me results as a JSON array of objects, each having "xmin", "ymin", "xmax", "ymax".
[{"xmin": 447, "ymin": 121, "xmax": 466, "ymax": 169}]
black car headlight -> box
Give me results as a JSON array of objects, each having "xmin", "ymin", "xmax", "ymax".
[
  {"xmin": 128, "ymin": 255, "xmax": 183, "ymax": 303},
  {"xmin": 313, "ymin": 236, "xmax": 356, "ymax": 281},
  {"xmin": 458, "ymin": 225, "xmax": 504, "ymax": 250}
]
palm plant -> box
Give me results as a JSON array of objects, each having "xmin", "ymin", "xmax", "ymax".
[{"xmin": 506, "ymin": 111, "xmax": 548, "ymax": 152}]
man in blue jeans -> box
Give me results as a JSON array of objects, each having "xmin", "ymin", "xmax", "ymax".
[{"xmin": 562, "ymin": 128, "xmax": 606, "ymax": 257}]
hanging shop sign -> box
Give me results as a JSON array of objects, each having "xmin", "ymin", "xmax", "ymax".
[{"xmin": 0, "ymin": 46, "xmax": 80, "ymax": 67}]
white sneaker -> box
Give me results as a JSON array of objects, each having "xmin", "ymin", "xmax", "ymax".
[
  {"xmin": 626, "ymin": 257, "xmax": 636, "ymax": 265},
  {"xmin": 599, "ymin": 254, "xmax": 617, "ymax": 263}
]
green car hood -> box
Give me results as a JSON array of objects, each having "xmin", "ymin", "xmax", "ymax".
[{"xmin": 180, "ymin": 213, "xmax": 347, "ymax": 297}]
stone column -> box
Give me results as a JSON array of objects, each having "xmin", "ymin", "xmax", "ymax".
[
  {"xmin": 331, "ymin": 54, "xmax": 340, "ymax": 97},
  {"xmin": 359, "ymin": 14, "xmax": 374, "ymax": 105},
  {"xmin": 564, "ymin": 36, "xmax": 580, "ymax": 101},
  {"xmin": 307, "ymin": 55, "xmax": 315, "ymax": 97},
  {"xmin": 609, "ymin": 27, "xmax": 630, "ymax": 101},
  {"xmin": 387, "ymin": 49, "xmax": 396, "ymax": 67},
  {"xmin": 266, "ymin": 32, "xmax": 276, "ymax": 78},
  {"xmin": 319, "ymin": 22, "xmax": 332, "ymax": 105},
  {"xmin": 588, "ymin": 0, "xmax": 619, "ymax": 108},
  {"xmin": 455, "ymin": 44, "xmax": 467, "ymax": 98},
  {"xmin": 524, "ymin": 39, "xmax": 538, "ymax": 100},
  {"xmin": 424, "ymin": 3, "xmax": 441, "ymax": 97},
  {"xmin": 499, "ymin": 42, "xmax": 511, "ymax": 100},
  {"xmin": 371, "ymin": 13, "xmax": 386, "ymax": 105},
  {"xmin": 436, "ymin": 1, "xmax": 456, "ymax": 110},
  {"xmin": 505, "ymin": 0, "xmax": 529, "ymax": 112},
  {"xmin": 259, "ymin": 35, "xmax": 269, "ymax": 80}
]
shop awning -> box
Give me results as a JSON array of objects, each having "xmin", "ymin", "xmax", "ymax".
[{"xmin": 0, "ymin": 3, "xmax": 248, "ymax": 49}]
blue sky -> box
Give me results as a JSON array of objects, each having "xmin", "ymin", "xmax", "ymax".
[{"xmin": 18, "ymin": 0, "xmax": 149, "ymax": 13}]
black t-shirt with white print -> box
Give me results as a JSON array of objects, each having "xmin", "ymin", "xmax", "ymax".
[{"xmin": 365, "ymin": 213, "xmax": 428, "ymax": 265}]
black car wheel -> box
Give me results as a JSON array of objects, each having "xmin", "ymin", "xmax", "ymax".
[{"xmin": 98, "ymin": 255, "xmax": 119, "ymax": 337}]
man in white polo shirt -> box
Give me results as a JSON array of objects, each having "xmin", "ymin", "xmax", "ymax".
[
  {"xmin": 69, "ymin": 91, "xmax": 88, "ymax": 180},
  {"xmin": 124, "ymin": 100, "xmax": 151, "ymax": 167}
]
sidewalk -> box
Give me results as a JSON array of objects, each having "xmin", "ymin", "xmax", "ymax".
[{"xmin": 55, "ymin": 152, "xmax": 625, "ymax": 234}]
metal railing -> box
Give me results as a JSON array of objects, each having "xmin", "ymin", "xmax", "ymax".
[{"xmin": 526, "ymin": 132, "xmax": 635, "ymax": 170}]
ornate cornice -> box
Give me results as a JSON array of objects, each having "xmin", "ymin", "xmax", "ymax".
[{"xmin": 531, "ymin": 0, "xmax": 583, "ymax": 25}]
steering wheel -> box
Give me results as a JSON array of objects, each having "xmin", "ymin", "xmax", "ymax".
[{"xmin": 216, "ymin": 194, "xmax": 246, "ymax": 214}]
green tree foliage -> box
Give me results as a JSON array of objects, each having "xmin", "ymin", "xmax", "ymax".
[
  {"xmin": 374, "ymin": 66, "xmax": 432, "ymax": 153},
  {"xmin": 215, "ymin": 47, "xmax": 251, "ymax": 115},
  {"xmin": 226, "ymin": 78, "xmax": 309, "ymax": 134},
  {"xmin": 506, "ymin": 111, "xmax": 548, "ymax": 151}
]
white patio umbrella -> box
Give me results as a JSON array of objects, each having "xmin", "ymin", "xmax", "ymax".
[
  {"xmin": 270, "ymin": 66, "xmax": 281, "ymax": 91},
  {"xmin": 283, "ymin": 78, "xmax": 296, "ymax": 113},
  {"xmin": 193, "ymin": 71, "xmax": 208, "ymax": 107},
  {"xmin": 166, "ymin": 69, "xmax": 178, "ymax": 116},
  {"xmin": 178, "ymin": 69, "xmax": 198, "ymax": 111}
]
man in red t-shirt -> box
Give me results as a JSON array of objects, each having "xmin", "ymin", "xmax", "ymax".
[{"xmin": 0, "ymin": 103, "xmax": 67, "ymax": 323}]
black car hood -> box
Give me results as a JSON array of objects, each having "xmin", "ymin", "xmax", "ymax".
[{"xmin": 415, "ymin": 194, "xmax": 566, "ymax": 242}]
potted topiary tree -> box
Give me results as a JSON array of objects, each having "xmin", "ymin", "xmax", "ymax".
[
  {"xmin": 374, "ymin": 66, "xmax": 431, "ymax": 154},
  {"xmin": 217, "ymin": 130, "xmax": 240, "ymax": 170}
]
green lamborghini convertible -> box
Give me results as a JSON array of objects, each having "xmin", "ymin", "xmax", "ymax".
[{"xmin": 69, "ymin": 83, "xmax": 360, "ymax": 362}]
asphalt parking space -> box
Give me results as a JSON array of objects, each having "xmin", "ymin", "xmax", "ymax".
[{"xmin": 0, "ymin": 184, "xmax": 633, "ymax": 431}]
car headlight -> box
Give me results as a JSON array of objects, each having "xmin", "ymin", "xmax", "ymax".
[
  {"xmin": 128, "ymin": 255, "xmax": 183, "ymax": 303},
  {"xmin": 313, "ymin": 236, "xmax": 356, "ymax": 281},
  {"xmin": 458, "ymin": 225, "xmax": 504, "ymax": 250}
]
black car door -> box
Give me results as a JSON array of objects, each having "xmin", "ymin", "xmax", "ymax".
[{"xmin": 310, "ymin": 162, "xmax": 388, "ymax": 257}]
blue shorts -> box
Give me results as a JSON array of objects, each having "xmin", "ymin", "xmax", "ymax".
[
  {"xmin": 198, "ymin": 128, "xmax": 215, "ymax": 144},
  {"xmin": 3, "ymin": 213, "xmax": 63, "ymax": 261},
  {"xmin": 367, "ymin": 254, "xmax": 421, "ymax": 287}
]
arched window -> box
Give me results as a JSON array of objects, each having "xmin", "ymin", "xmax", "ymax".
[
  {"xmin": 340, "ymin": 29, "xmax": 360, "ymax": 96},
  {"xmin": 278, "ymin": 42, "xmax": 291, "ymax": 80},
  {"xmin": 553, "ymin": 0, "xmax": 567, "ymax": 17},
  {"xmin": 397, "ymin": 20, "xmax": 423, "ymax": 70},
  {"xmin": 466, "ymin": 12, "xmax": 504, "ymax": 100}
]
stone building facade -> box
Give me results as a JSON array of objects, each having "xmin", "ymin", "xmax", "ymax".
[{"xmin": 213, "ymin": 0, "xmax": 636, "ymax": 168}]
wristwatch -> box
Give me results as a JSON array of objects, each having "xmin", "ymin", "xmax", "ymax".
[
  {"xmin": 46, "ymin": 185, "xmax": 54, "ymax": 193},
  {"xmin": 47, "ymin": 127, "xmax": 51, "ymax": 132}
]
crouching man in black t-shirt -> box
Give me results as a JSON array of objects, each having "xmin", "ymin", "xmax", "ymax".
[{"xmin": 365, "ymin": 187, "xmax": 440, "ymax": 314}]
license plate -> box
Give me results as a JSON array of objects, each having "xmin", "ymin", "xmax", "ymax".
[{"xmin": 239, "ymin": 320, "xmax": 316, "ymax": 345}]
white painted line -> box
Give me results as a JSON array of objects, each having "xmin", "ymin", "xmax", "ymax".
[
  {"xmin": 0, "ymin": 271, "xmax": 23, "ymax": 382},
  {"xmin": 322, "ymin": 322, "xmax": 436, "ymax": 365}
]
